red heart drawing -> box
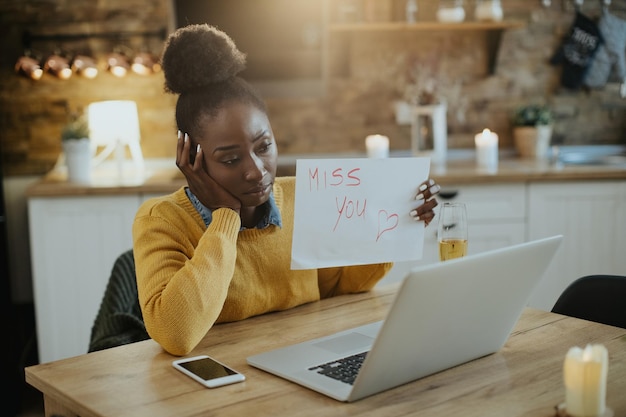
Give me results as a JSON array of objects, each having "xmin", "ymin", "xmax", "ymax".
[{"xmin": 376, "ymin": 210, "xmax": 399, "ymax": 242}]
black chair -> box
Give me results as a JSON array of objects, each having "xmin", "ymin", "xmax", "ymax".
[
  {"xmin": 551, "ymin": 274, "xmax": 626, "ymax": 329},
  {"xmin": 88, "ymin": 249, "xmax": 150, "ymax": 352}
]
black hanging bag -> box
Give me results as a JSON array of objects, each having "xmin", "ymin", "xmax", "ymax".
[{"xmin": 550, "ymin": 10, "xmax": 604, "ymax": 89}]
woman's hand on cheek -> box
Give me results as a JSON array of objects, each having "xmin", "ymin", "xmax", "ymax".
[
  {"xmin": 176, "ymin": 131, "xmax": 241, "ymax": 213},
  {"xmin": 409, "ymin": 178, "xmax": 440, "ymax": 227}
]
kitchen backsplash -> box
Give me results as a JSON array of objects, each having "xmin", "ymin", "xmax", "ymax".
[{"xmin": 0, "ymin": 0, "xmax": 624, "ymax": 176}]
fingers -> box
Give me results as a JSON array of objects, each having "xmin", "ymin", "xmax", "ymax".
[
  {"xmin": 414, "ymin": 178, "xmax": 441, "ymax": 202},
  {"xmin": 193, "ymin": 142, "xmax": 204, "ymax": 172},
  {"xmin": 410, "ymin": 178, "xmax": 440, "ymax": 225},
  {"xmin": 176, "ymin": 130, "xmax": 183, "ymax": 166},
  {"xmin": 176, "ymin": 130, "xmax": 190, "ymax": 168},
  {"xmin": 410, "ymin": 197, "xmax": 438, "ymax": 221},
  {"xmin": 418, "ymin": 210, "xmax": 435, "ymax": 227},
  {"xmin": 177, "ymin": 130, "xmax": 204, "ymax": 174}
]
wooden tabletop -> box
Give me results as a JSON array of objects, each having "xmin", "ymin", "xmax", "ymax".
[{"xmin": 25, "ymin": 284, "xmax": 626, "ymax": 417}]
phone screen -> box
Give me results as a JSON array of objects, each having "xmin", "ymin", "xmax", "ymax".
[{"xmin": 178, "ymin": 357, "xmax": 238, "ymax": 380}]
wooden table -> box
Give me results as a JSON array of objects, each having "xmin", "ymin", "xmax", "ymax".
[{"xmin": 26, "ymin": 284, "xmax": 626, "ymax": 417}]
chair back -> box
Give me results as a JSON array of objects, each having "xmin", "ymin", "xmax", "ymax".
[
  {"xmin": 88, "ymin": 249, "xmax": 149, "ymax": 352},
  {"xmin": 551, "ymin": 274, "xmax": 626, "ymax": 329}
]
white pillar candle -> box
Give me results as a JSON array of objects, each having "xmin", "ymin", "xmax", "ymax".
[
  {"xmin": 474, "ymin": 128, "xmax": 498, "ymax": 171},
  {"xmin": 564, "ymin": 344, "xmax": 609, "ymax": 417},
  {"xmin": 365, "ymin": 134, "xmax": 390, "ymax": 158}
]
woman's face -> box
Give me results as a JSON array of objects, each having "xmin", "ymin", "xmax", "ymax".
[{"xmin": 196, "ymin": 101, "xmax": 278, "ymax": 208}]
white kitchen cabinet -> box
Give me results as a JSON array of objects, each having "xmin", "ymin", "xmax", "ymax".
[
  {"xmin": 527, "ymin": 181, "xmax": 626, "ymax": 311},
  {"xmin": 379, "ymin": 183, "xmax": 527, "ymax": 286},
  {"xmin": 28, "ymin": 195, "xmax": 142, "ymax": 363}
]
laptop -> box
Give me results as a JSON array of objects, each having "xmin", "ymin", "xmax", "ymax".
[{"xmin": 247, "ymin": 235, "xmax": 563, "ymax": 402}]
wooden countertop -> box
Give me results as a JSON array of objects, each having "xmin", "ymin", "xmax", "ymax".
[
  {"xmin": 26, "ymin": 153, "xmax": 626, "ymax": 198},
  {"xmin": 26, "ymin": 161, "xmax": 187, "ymax": 197}
]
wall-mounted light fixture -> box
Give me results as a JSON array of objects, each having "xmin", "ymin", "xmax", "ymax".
[
  {"xmin": 71, "ymin": 55, "xmax": 98, "ymax": 79},
  {"xmin": 17, "ymin": 28, "xmax": 166, "ymax": 81},
  {"xmin": 43, "ymin": 54, "xmax": 72, "ymax": 79},
  {"xmin": 14, "ymin": 55, "xmax": 43, "ymax": 80}
]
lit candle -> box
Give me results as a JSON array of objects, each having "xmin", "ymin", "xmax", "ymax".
[
  {"xmin": 474, "ymin": 128, "xmax": 498, "ymax": 170},
  {"xmin": 365, "ymin": 134, "xmax": 390, "ymax": 158},
  {"xmin": 563, "ymin": 344, "xmax": 608, "ymax": 417}
]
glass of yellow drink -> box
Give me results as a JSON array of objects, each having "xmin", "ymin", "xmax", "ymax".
[{"xmin": 438, "ymin": 202, "xmax": 468, "ymax": 261}]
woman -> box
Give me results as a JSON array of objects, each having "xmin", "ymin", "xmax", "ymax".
[{"xmin": 132, "ymin": 24, "xmax": 441, "ymax": 356}]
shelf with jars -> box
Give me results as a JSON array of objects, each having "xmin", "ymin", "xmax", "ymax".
[
  {"xmin": 326, "ymin": 19, "xmax": 526, "ymax": 76},
  {"xmin": 327, "ymin": 19, "xmax": 525, "ymax": 33},
  {"xmin": 326, "ymin": 0, "xmax": 526, "ymax": 77},
  {"xmin": 329, "ymin": 0, "xmax": 525, "ymax": 32}
]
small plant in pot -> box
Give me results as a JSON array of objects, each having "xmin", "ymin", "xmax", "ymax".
[
  {"xmin": 513, "ymin": 104, "xmax": 553, "ymax": 127},
  {"xmin": 61, "ymin": 114, "xmax": 90, "ymax": 142},
  {"xmin": 512, "ymin": 105, "xmax": 554, "ymax": 160},
  {"xmin": 61, "ymin": 114, "xmax": 92, "ymax": 183}
]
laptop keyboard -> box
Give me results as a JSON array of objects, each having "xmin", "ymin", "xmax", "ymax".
[{"xmin": 308, "ymin": 351, "xmax": 368, "ymax": 385}]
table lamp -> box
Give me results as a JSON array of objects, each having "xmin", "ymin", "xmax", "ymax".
[{"xmin": 87, "ymin": 100, "xmax": 144, "ymax": 173}]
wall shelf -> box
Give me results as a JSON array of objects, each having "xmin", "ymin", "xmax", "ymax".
[
  {"xmin": 326, "ymin": 19, "xmax": 527, "ymax": 76},
  {"xmin": 328, "ymin": 20, "xmax": 527, "ymax": 33}
]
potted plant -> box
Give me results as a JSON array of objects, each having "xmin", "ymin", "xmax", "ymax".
[
  {"xmin": 512, "ymin": 104, "xmax": 554, "ymax": 160},
  {"xmin": 61, "ymin": 114, "xmax": 92, "ymax": 183}
]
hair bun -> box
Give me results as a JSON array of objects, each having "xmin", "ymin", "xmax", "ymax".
[{"xmin": 161, "ymin": 24, "xmax": 247, "ymax": 94}]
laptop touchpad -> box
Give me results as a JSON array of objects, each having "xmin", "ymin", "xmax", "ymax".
[{"xmin": 313, "ymin": 333, "xmax": 374, "ymax": 355}]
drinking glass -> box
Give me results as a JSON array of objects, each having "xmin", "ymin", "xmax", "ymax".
[{"xmin": 438, "ymin": 202, "xmax": 468, "ymax": 261}]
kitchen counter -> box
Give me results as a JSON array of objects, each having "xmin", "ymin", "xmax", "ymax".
[
  {"xmin": 26, "ymin": 150, "xmax": 626, "ymax": 197},
  {"xmin": 26, "ymin": 159, "xmax": 185, "ymax": 197},
  {"xmin": 27, "ymin": 149, "xmax": 626, "ymax": 363}
]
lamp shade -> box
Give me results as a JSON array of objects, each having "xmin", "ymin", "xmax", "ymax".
[
  {"xmin": 15, "ymin": 56, "xmax": 43, "ymax": 80},
  {"xmin": 87, "ymin": 100, "xmax": 143, "ymax": 168},
  {"xmin": 131, "ymin": 52, "xmax": 161, "ymax": 75},
  {"xmin": 71, "ymin": 55, "xmax": 98, "ymax": 79},
  {"xmin": 44, "ymin": 54, "xmax": 72, "ymax": 79},
  {"xmin": 106, "ymin": 52, "xmax": 129, "ymax": 77},
  {"xmin": 88, "ymin": 100, "xmax": 140, "ymax": 146}
]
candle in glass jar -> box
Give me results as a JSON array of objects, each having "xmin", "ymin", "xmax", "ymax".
[
  {"xmin": 474, "ymin": 128, "xmax": 498, "ymax": 170},
  {"xmin": 437, "ymin": 7, "xmax": 465, "ymax": 22},
  {"xmin": 475, "ymin": 0, "xmax": 503, "ymax": 21},
  {"xmin": 563, "ymin": 344, "xmax": 608, "ymax": 417},
  {"xmin": 365, "ymin": 134, "xmax": 390, "ymax": 158},
  {"xmin": 437, "ymin": 0, "xmax": 465, "ymax": 22}
]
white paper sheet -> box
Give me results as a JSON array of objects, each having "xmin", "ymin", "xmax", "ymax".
[{"xmin": 290, "ymin": 157, "xmax": 431, "ymax": 269}]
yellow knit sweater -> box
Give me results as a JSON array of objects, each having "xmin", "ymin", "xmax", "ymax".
[{"xmin": 132, "ymin": 176, "xmax": 392, "ymax": 356}]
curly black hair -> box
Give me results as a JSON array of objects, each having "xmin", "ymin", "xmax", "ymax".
[{"xmin": 161, "ymin": 24, "xmax": 267, "ymax": 140}]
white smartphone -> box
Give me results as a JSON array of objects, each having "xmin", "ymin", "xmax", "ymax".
[{"xmin": 172, "ymin": 355, "xmax": 245, "ymax": 388}]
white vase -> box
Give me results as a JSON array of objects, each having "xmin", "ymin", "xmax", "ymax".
[
  {"xmin": 63, "ymin": 138, "xmax": 92, "ymax": 183},
  {"xmin": 513, "ymin": 125, "xmax": 553, "ymax": 160}
]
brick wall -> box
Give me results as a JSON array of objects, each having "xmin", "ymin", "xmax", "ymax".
[{"xmin": 0, "ymin": 0, "xmax": 624, "ymax": 176}]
